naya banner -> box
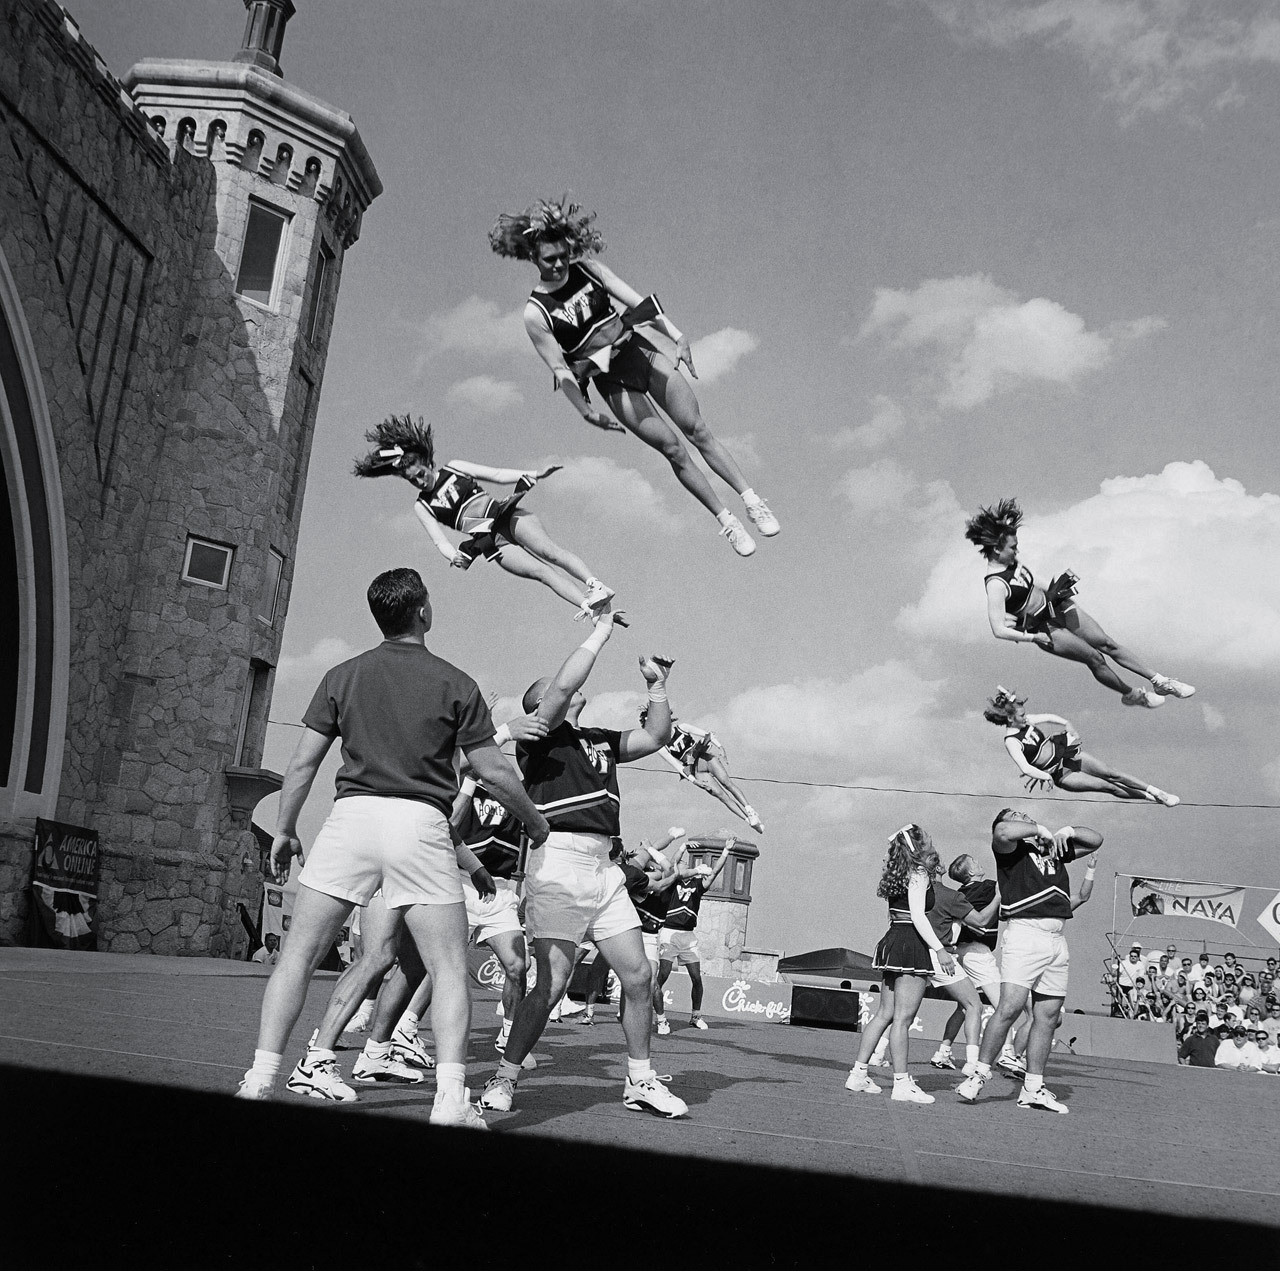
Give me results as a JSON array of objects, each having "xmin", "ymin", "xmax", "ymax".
[
  {"xmin": 1130, "ymin": 877, "xmax": 1245, "ymax": 928},
  {"xmin": 28, "ymin": 819, "xmax": 100, "ymax": 950}
]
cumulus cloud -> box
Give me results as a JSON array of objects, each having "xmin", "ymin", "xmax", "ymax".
[
  {"xmin": 720, "ymin": 432, "xmax": 761, "ymax": 469},
  {"xmin": 831, "ymin": 396, "xmax": 908, "ymax": 450},
  {"xmin": 580, "ymin": 689, "xmax": 648, "ymax": 730},
  {"xmin": 412, "ymin": 296, "xmax": 525, "ymax": 374},
  {"xmin": 1202, "ymin": 704, "xmax": 1226, "ymax": 732},
  {"xmin": 445, "ymin": 375, "xmax": 523, "ymax": 414},
  {"xmin": 858, "ymin": 274, "xmax": 1162, "ymax": 410},
  {"xmin": 538, "ymin": 455, "xmax": 687, "ymax": 532},
  {"xmin": 837, "ymin": 460, "xmax": 966, "ymax": 560},
  {"xmin": 275, "ymin": 637, "xmax": 358, "ymax": 687},
  {"xmin": 689, "ymin": 327, "xmax": 759, "ymax": 383},
  {"xmin": 899, "ymin": 460, "xmax": 1280, "ymax": 671},
  {"xmin": 920, "ymin": 0, "xmax": 1280, "ymax": 119}
]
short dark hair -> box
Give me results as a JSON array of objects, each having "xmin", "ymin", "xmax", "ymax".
[
  {"xmin": 991, "ymin": 808, "xmax": 1016, "ymax": 833},
  {"xmin": 367, "ymin": 568, "xmax": 427, "ymax": 636},
  {"xmin": 522, "ymin": 677, "xmax": 551, "ymax": 714},
  {"xmin": 947, "ymin": 854, "xmax": 972, "ymax": 883}
]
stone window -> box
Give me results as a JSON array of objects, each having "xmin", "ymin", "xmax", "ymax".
[
  {"xmin": 234, "ymin": 659, "xmax": 272, "ymax": 766},
  {"xmin": 182, "ymin": 536, "xmax": 234, "ymax": 589},
  {"xmin": 732, "ymin": 858, "xmax": 751, "ymax": 896},
  {"xmin": 235, "ymin": 200, "xmax": 291, "ymax": 308},
  {"xmin": 306, "ymin": 242, "xmax": 333, "ymax": 344},
  {"xmin": 257, "ymin": 548, "xmax": 285, "ymax": 625}
]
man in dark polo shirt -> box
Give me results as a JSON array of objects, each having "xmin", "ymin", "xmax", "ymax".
[
  {"xmin": 235, "ymin": 568, "xmax": 547, "ymax": 1127},
  {"xmin": 1178, "ymin": 1011, "xmax": 1219, "ymax": 1067},
  {"xmin": 479, "ymin": 611, "xmax": 689, "ymax": 1118}
]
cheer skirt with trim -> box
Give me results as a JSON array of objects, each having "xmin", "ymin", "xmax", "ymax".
[{"xmin": 873, "ymin": 920, "xmax": 935, "ymax": 975}]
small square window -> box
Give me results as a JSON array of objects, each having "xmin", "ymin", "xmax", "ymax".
[
  {"xmin": 306, "ymin": 243, "xmax": 333, "ymax": 344},
  {"xmin": 183, "ymin": 536, "xmax": 234, "ymax": 589},
  {"xmin": 257, "ymin": 549, "xmax": 285, "ymax": 625},
  {"xmin": 235, "ymin": 201, "xmax": 290, "ymax": 306}
]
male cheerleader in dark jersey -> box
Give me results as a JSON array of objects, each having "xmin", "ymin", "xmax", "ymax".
[
  {"xmin": 642, "ymin": 711, "xmax": 764, "ymax": 833},
  {"xmin": 479, "ymin": 612, "xmax": 689, "ymax": 1117},
  {"xmin": 955, "ymin": 810, "xmax": 1103, "ymax": 1113},
  {"xmin": 654, "ymin": 836, "xmax": 735, "ymax": 1033}
]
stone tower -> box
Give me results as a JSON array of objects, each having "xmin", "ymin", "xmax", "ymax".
[
  {"xmin": 682, "ymin": 837, "xmax": 778, "ymax": 980},
  {"xmin": 0, "ymin": 0, "xmax": 379, "ymax": 955}
]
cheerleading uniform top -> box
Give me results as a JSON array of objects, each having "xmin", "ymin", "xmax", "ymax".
[
  {"xmin": 527, "ymin": 263, "xmax": 621, "ymax": 360},
  {"xmin": 621, "ymin": 862, "xmax": 671, "ymax": 934},
  {"xmin": 417, "ymin": 465, "xmax": 491, "ymax": 531},
  {"xmin": 959, "ymin": 878, "xmax": 999, "ymax": 949},
  {"xmin": 1007, "ymin": 720, "xmax": 1081, "ymax": 781},
  {"xmin": 996, "ymin": 837, "xmax": 1073, "ymax": 922},
  {"xmin": 453, "ymin": 781, "xmax": 523, "ymax": 879},
  {"xmin": 663, "ymin": 876, "xmax": 710, "ymax": 932},
  {"xmin": 984, "ymin": 562, "xmax": 1049, "ymax": 631},
  {"xmin": 517, "ymin": 722, "xmax": 623, "ymax": 837},
  {"xmin": 667, "ymin": 723, "xmax": 716, "ymax": 770}
]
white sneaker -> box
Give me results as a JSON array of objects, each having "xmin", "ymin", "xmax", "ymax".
[
  {"xmin": 1151, "ymin": 675, "xmax": 1195, "ymax": 699},
  {"xmin": 478, "ymin": 1075, "xmax": 515, "ymax": 1112},
  {"xmin": 556, "ymin": 996, "xmax": 585, "ymax": 1018},
  {"xmin": 390, "ymin": 1023, "xmax": 435, "ymax": 1070},
  {"xmin": 1017, "ymin": 1085, "xmax": 1068, "ymax": 1114},
  {"xmin": 929, "ymin": 1050, "xmax": 956, "ymax": 1070},
  {"xmin": 1122, "ymin": 687, "xmax": 1164, "ymax": 709},
  {"xmin": 719, "ymin": 514, "xmax": 756, "ymax": 557},
  {"xmin": 235, "ymin": 1072, "xmax": 276, "ymax": 1100},
  {"xmin": 493, "ymin": 1039, "xmax": 538, "ymax": 1070},
  {"xmin": 955, "ymin": 1071, "xmax": 989, "ymax": 1103},
  {"xmin": 869, "ymin": 1053, "xmax": 891, "ymax": 1068},
  {"xmin": 691, "ymin": 1015, "xmax": 709, "ymax": 1030},
  {"xmin": 891, "ymin": 1080, "xmax": 934, "ymax": 1104},
  {"xmin": 1151, "ymin": 788, "xmax": 1181, "ymax": 808},
  {"xmin": 844, "ymin": 1069, "xmax": 881, "ymax": 1094},
  {"xmin": 623, "ymin": 1076, "xmax": 689, "ymax": 1118},
  {"xmin": 429, "ymin": 1090, "xmax": 488, "ymax": 1129},
  {"xmin": 286, "ymin": 1055, "xmax": 358, "ymax": 1103},
  {"xmin": 656, "ymin": 1017, "xmax": 671, "ymax": 1036},
  {"xmin": 997, "ymin": 1052, "xmax": 1027, "ymax": 1077},
  {"xmin": 343, "ymin": 1003, "xmax": 373, "ymax": 1035},
  {"xmin": 744, "ymin": 498, "xmax": 780, "ymax": 537},
  {"xmin": 352, "ymin": 1051, "xmax": 425, "ymax": 1085},
  {"xmin": 961, "ymin": 1061, "xmax": 979, "ymax": 1077},
  {"xmin": 582, "ymin": 578, "xmax": 615, "ymax": 611},
  {"xmin": 744, "ymin": 807, "xmax": 764, "ymax": 833}
]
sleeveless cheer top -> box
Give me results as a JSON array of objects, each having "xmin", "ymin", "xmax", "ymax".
[
  {"xmin": 997, "ymin": 840, "xmax": 1072, "ymax": 921},
  {"xmin": 454, "ymin": 782, "xmax": 523, "ymax": 879},
  {"xmin": 985, "ymin": 563, "xmax": 1047, "ymax": 629},
  {"xmin": 417, "ymin": 465, "xmax": 487, "ymax": 530},
  {"xmin": 527, "ymin": 263, "xmax": 618, "ymax": 358}
]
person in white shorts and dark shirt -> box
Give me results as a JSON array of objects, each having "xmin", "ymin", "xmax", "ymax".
[
  {"xmin": 479, "ymin": 611, "xmax": 689, "ymax": 1118},
  {"xmin": 234, "ymin": 568, "xmax": 548, "ymax": 1128},
  {"xmin": 956, "ymin": 809, "xmax": 1103, "ymax": 1114}
]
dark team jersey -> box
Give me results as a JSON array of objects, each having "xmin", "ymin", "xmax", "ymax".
[
  {"xmin": 667, "ymin": 724, "xmax": 713, "ymax": 769},
  {"xmin": 417, "ymin": 466, "xmax": 486, "ymax": 530},
  {"xmin": 985, "ymin": 563, "xmax": 1046, "ymax": 629},
  {"xmin": 527, "ymin": 263, "xmax": 618, "ymax": 358},
  {"xmin": 886, "ymin": 881, "xmax": 935, "ymax": 920},
  {"xmin": 517, "ymin": 722, "xmax": 623, "ymax": 836},
  {"xmin": 960, "ymin": 879, "xmax": 999, "ymax": 949},
  {"xmin": 663, "ymin": 877, "xmax": 709, "ymax": 931},
  {"xmin": 926, "ymin": 882, "xmax": 974, "ymax": 952},
  {"xmin": 621, "ymin": 862, "xmax": 670, "ymax": 934},
  {"xmin": 996, "ymin": 836, "xmax": 1072, "ymax": 921},
  {"xmin": 453, "ymin": 782, "xmax": 522, "ymax": 879}
]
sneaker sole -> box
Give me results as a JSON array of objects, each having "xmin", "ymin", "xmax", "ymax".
[
  {"xmin": 1018, "ymin": 1099, "xmax": 1068, "ymax": 1114},
  {"xmin": 352, "ymin": 1072, "xmax": 424, "ymax": 1084},
  {"xmin": 623, "ymin": 1099, "xmax": 688, "ymax": 1119},
  {"xmin": 285, "ymin": 1081, "xmax": 356, "ymax": 1103}
]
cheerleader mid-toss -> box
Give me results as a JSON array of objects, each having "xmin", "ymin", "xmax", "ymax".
[
  {"xmin": 965, "ymin": 498, "xmax": 1194, "ymax": 709},
  {"xmin": 489, "ymin": 196, "xmax": 779, "ymax": 558},
  {"xmin": 355, "ymin": 415, "xmax": 619, "ymax": 623},
  {"xmin": 985, "ymin": 687, "xmax": 1179, "ymax": 806}
]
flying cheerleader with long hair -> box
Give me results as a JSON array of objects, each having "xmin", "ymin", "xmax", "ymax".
[
  {"xmin": 489, "ymin": 196, "xmax": 779, "ymax": 558},
  {"xmin": 355, "ymin": 415, "xmax": 619, "ymax": 622},
  {"xmin": 964, "ymin": 498, "xmax": 1194, "ymax": 709},
  {"xmin": 638, "ymin": 708, "xmax": 763, "ymax": 833},
  {"xmin": 984, "ymin": 686, "xmax": 1179, "ymax": 806}
]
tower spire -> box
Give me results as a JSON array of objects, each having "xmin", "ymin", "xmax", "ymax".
[{"xmin": 234, "ymin": 0, "xmax": 297, "ymax": 76}]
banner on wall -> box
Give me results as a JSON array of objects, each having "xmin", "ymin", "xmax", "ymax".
[
  {"xmin": 28, "ymin": 819, "xmax": 100, "ymax": 951},
  {"xmin": 1129, "ymin": 877, "xmax": 1245, "ymax": 928}
]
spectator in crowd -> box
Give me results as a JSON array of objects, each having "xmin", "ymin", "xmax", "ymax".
[
  {"xmin": 1178, "ymin": 1011, "xmax": 1219, "ymax": 1067},
  {"xmin": 1200, "ymin": 970, "xmax": 1222, "ymax": 1004},
  {"xmin": 1260, "ymin": 1000, "xmax": 1280, "ymax": 1046},
  {"xmin": 1220, "ymin": 992, "xmax": 1245, "ymax": 1026},
  {"xmin": 1215, "ymin": 1025, "xmax": 1264, "ymax": 1071},
  {"xmin": 1266, "ymin": 956, "xmax": 1277, "ymax": 980},
  {"xmin": 1223, "ymin": 952, "xmax": 1239, "ymax": 975},
  {"xmin": 1185, "ymin": 953, "xmax": 1211, "ymax": 987},
  {"xmin": 1257, "ymin": 971, "xmax": 1274, "ymax": 1000},
  {"xmin": 1256, "ymin": 1029, "xmax": 1280, "ymax": 1074},
  {"xmin": 1188, "ymin": 987, "xmax": 1222, "ymax": 1031},
  {"xmin": 1237, "ymin": 974, "xmax": 1258, "ymax": 1005},
  {"xmin": 1177, "ymin": 955, "xmax": 1194, "ymax": 981},
  {"xmin": 1242, "ymin": 1003, "xmax": 1265, "ymax": 1034},
  {"xmin": 252, "ymin": 933, "xmax": 281, "ymax": 965},
  {"xmin": 1116, "ymin": 945, "xmax": 1145, "ymax": 1000}
]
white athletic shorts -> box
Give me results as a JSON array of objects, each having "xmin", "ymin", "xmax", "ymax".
[
  {"xmin": 298, "ymin": 796, "xmax": 463, "ymax": 909},
  {"xmin": 957, "ymin": 941, "xmax": 1002, "ymax": 993},
  {"xmin": 928, "ymin": 948, "xmax": 968, "ymax": 989},
  {"xmin": 999, "ymin": 918, "xmax": 1069, "ymax": 997},
  {"xmin": 523, "ymin": 831, "xmax": 640, "ymax": 944},
  {"xmin": 642, "ymin": 931, "xmax": 661, "ymax": 964},
  {"xmin": 463, "ymin": 878, "xmax": 522, "ymax": 946},
  {"xmin": 659, "ymin": 929, "xmax": 701, "ymax": 964}
]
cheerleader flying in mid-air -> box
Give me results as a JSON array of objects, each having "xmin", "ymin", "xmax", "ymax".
[
  {"xmin": 964, "ymin": 498, "xmax": 1194, "ymax": 709},
  {"xmin": 489, "ymin": 196, "xmax": 779, "ymax": 558},
  {"xmin": 354, "ymin": 415, "xmax": 619, "ymax": 623},
  {"xmin": 639, "ymin": 709, "xmax": 763, "ymax": 833},
  {"xmin": 985, "ymin": 687, "xmax": 1179, "ymax": 806}
]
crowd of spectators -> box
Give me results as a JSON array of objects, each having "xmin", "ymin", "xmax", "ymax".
[{"xmin": 1103, "ymin": 942, "xmax": 1280, "ymax": 1071}]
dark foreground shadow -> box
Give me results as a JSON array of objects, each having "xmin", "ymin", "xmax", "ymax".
[{"xmin": 5, "ymin": 1063, "xmax": 1274, "ymax": 1268}]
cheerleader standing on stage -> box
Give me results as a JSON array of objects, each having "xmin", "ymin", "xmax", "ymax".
[
  {"xmin": 639, "ymin": 708, "xmax": 763, "ymax": 833},
  {"xmin": 489, "ymin": 197, "xmax": 779, "ymax": 558},
  {"xmin": 964, "ymin": 498, "xmax": 1194, "ymax": 709},
  {"xmin": 845, "ymin": 824, "xmax": 951, "ymax": 1105},
  {"xmin": 985, "ymin": 687, "xmax": 1180, "ymax": 806},
  {"xmin": 355, "ymin": 415, "xmax": 617, "ymax": 622}
]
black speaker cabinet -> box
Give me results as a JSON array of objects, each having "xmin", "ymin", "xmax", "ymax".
[{"xmin": 789, "ymin": 984, "xmax": 860, "ymax": 1030}]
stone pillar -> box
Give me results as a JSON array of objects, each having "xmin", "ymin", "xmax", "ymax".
[{"xmin": 681, "ymin": 837, "xmax": 777, "ymax": 981}]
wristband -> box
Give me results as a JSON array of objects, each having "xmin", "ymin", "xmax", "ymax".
[
  {"xmin": 647, "ymin": 687, "xmax": 668, "ymax": 702},
  {"xmin": 1084, "ymin": 861, "xmax": 1097, "ymax": 876},
  {"xmin": 493, "ymin": 723, "xmax": 511, "ymax": 747},
  {"xmin": 579, "ymin": 626, "xmax": 610, "ymax": 655}
]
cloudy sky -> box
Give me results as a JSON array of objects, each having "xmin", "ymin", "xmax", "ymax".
[{"xmin": 93, "ymin": 0, "xmax": 1280, "ymax": 1002}]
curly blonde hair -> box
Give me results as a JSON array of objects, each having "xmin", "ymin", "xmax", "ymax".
[
  {"xmin": 964, "ymin": 497, "xmax": 1022, "ymax": 561},
  {"xmin": 876, "ymin": 824, "xmax": 941, "ymax": 900},
  {"xmin": 488, "ymin": 195, "xmax": 605, "ymax": 263},
  {"xmin": 353, "ymin": 414, "xmax": 435, "ymax": 478}
]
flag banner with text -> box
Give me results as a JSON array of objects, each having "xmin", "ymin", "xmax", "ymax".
[
  {"xmin": 1129, "ymin": 876, "xmax": 1245, "ymax": 928},
  {"xmin": 28, "ymin": 819, "xmax": 100, "ymax": 950}
]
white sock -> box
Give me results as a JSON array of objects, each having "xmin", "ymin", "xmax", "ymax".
[
  {"xmin": 1023, "ymin": 1072, "xmax": 1044, "ymax": 1093},
  {"xmin": 396, "ymin": 1010, "xmax": 419, "ymax": 1035},
  {"xmin": 627, "ymin": 1057, "xmax": 655, "ymax": 1083},
  {"xmin": 937, "ymin": 1041, "xmax": 952, "ymax": 1054},
  {"xmin": 852, "ymin": 1061, "xmax": 868, "ymax": 1075},
  {"xmin": 495, "ymin": 1058, "xmax": 522, "ymax": 1084},
  {"xmin": 976, "ymin": 1061, "xmax": 992, "ymax": 1078},
  {"xmin": 498, "ymin": 1019, "xmax": 512, "ymax": 1043},
  {"xmin": 892, "ymin": 1072, "xmax": 911, "ymax": 1085},
  {"xmin": 436, "ymin": 1061, "xmax": 465, "ymax": 1102},
  {"xmin": 741, "ymin": 488, "xmax": 761, "ymax": 505},
  {"xmin": 655, "ymin": 1012, "xmax": 667, "ymax": 1022},
  {"xmin": 715, "ymin": 508, "xmax": 735, "ymax": 526},
  {"xmin": 363, "ymin": 1040, "xmax": 392, "ymax": 1060},
  {"xmin": 305, "ymin": 1046, "xmax": 335, "ymax": 1063},
  {"xmin": 965, "ymin": 1044, "xmax": 979, "ymax": 1064},
  {"xmin": 251, "ymin": 1050, "xmax": 282, "ymax": 1079}
]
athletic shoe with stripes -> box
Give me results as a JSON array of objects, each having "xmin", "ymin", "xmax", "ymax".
[
  {"xmin": 478, "ymin": 1074, "xmax": 515, "ymax": 1112},
  {"xmin": 351, "ymin": 1052, "xmax": 425, "ymax": 1084},
  {"xmin": 234, "ymin": 1072, "xmax": 276, "ymax": 1100},
  {"xmin": 390, "ymin": 1022, "xmax": 435, "ymax": 1070},
  {"xmin": 623, "ymin": 1076, "xmax": 689, "ymax": 1118},
  {"xmin": 429, "ymin": 1090, "xmax": 488, "ymax": 1129},
  {"xmin": 286, "ymin": 1055, "xmax": 357, "ymax": 1102},
  {"xmin": 1017, "ymin": 1085, "xmax": 1068, "ymax": 1114}
]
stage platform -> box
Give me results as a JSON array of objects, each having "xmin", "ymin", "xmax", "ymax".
[{"xmin": 1, "ymin": 947, "xmax": 1276, "ymax": 1265}]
